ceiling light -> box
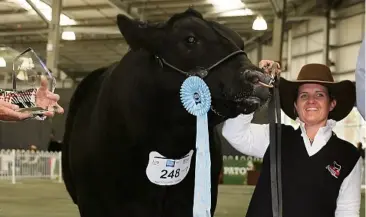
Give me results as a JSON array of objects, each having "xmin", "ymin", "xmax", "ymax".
[
  {"xmin": 210, "ymin": 0, "xmax": 244, "ymax": 11},
  {"xmin": 0, "ymin": 57, "xmax": 6, "ymax": 67},
  {"xmin": 220, "ymin": 9, "xmax": 254, "ymax": 17},
  {"xmin": 9, "ymin": 0, "xmax": 76, "ymax": 25},
  {"xmin": 252, "ymin": 15, "xmax": 267, "ymax": 30},
  {"xmin": 62, "ymin": 31, "xmax": 76, "ymax": 40}
]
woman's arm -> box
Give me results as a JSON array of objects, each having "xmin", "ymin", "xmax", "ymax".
[
  {"xmin": 335, "ymin": 157, "xmax": 362, "ymax": 217},
  {"xmin": 221, "ymin": 59, "xmax": 280, "ymax": 158},
  {"xmin": 221, "ymin": 113, "xmax": 270, "ymax": 158}
]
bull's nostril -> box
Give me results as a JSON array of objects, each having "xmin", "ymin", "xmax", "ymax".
[
  {"xmin": 242, "ymin": 70, "xmax": 260, "ymax": 84},
  {"xmin": 242, "ymin": 69, "xmax": 274, "ymax": 88}
]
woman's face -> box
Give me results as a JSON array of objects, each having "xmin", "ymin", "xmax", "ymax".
[{"xmin": 294, "ymin": 83, "xmax": 336, "ymax": 126}]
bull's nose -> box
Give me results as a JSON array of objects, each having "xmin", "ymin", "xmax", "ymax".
[{"xmin": 242, "ymin": 69, "xmax": 274, "ymax": 88}]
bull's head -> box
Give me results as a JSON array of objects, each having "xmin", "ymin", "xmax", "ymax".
[{"xmin": 117, "ymin": 8, "xmax": 273, "ymax": 122}]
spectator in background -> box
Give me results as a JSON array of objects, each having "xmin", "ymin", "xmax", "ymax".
[
  {"xmin": 0, "ymin": 76, "xmax": 63, "ymax": 121},
  {"xmin": 356, "ymin": 36, "xmax": 365, "ymax": 120},
  {"xmin": 29, "ymin": 144, "xmax": 37, "ymax": 152},
  {"xmin": 356, "ymin": 142, "xmax": 365, "ymax": 159},
  {"xmin": 48, "ymin": 129, "xmax": 62, "ymax": 152}
]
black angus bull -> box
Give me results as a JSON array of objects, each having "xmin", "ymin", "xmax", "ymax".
[{"xmin": 62, "ymin": 8, "xmax": 273, "ymax": 217}]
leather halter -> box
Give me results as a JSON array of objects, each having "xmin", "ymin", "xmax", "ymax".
[
  {"xmin": 154, "ymin": 49, "xmax": 246, "ymax": 79},
  {"xmin": 268, "ymin": 77, "xmax": 283, "ymax": 217}
]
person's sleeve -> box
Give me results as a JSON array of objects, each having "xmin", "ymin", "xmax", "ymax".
[
  {"xmin": 221, "ymin": 113, "xmax": 270, "ymax": 158},
  {"xmin": 0, "ymin": 88, "xmax": 37, "ymax": 108},
  {"xmin": 356, "ymin": 37, "xmax": 365, "ymax": 120},
  {"xmin": 335, "ymin": 157, "xmax": 362, "ymax": 217}
]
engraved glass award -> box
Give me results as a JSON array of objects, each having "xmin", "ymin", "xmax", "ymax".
[{"xmin": 12, "ymin": 47, "xmax": 56, "ymax": 113}]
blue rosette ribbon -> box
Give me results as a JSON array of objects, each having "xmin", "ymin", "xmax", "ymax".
[{"xmin": 180, "ymin": 76, "xmax": 212, "ymax": 217}]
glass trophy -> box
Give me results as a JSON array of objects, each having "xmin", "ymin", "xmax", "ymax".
[{"xmin": 12, "ymin": 47, "xmax": 56, "ymax": 114}]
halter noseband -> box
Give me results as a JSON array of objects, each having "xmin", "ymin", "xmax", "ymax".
[{"xmin": 154, "ymin": 49, "xmax": 246, "ymax": 79}]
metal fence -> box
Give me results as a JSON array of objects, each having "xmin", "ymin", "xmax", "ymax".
[
  {"xmin": 0, "ymin": 149, "xmax": 62, "ymax": 184},
  {"xmin": 0, "ymin": 148, "xmax": 365, "ymax": 187}
]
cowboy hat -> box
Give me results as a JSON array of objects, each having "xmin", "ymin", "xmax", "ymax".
[{"xmin": 279, "ymin": 63, "xmax": 355, "ymax": 121}]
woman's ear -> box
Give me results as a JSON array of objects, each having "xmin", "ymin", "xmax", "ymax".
[{"xmin": 329, "ymin": 99, "xmax": 337, "ymax": 112}]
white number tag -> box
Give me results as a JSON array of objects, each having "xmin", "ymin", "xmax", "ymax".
[{"xmin": 146, "ymin": 150, "xmax": 193, "ymax": 186}]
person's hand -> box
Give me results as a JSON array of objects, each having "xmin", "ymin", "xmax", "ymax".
[
  {"xmin": 35, "ymin": 76, "xmax": 64, "ymax": 117},
  {"xmin": 259, "ymin": 60, "xmax": 281, "ymax": 79},
  {"xmin": 0, "ymin": 100, "xmax": 32, "ymax": 121}
]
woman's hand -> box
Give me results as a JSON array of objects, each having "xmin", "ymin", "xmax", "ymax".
[
  {"xmin": 35, "ymin": 76, "xmax": 64, "ymax": 117},
  {"xmin": 0, "ymin": 100, "xmax": 31, "ymax": 121},
  {"xmin": 259, "ymin": 60, "xmax": 281, "ymax": 79}
]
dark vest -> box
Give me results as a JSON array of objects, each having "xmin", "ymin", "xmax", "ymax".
[{"xmin": 246, "ymin": 125, "xmax": 360, "ymax": 217}]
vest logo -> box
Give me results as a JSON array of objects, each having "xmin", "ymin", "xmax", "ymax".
[{"xmin": 325, "ymin": 161, "xmax": 341, "ymax": 179}]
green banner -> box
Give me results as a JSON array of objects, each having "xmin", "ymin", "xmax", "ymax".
[
  {"xmin": 213, "ymin": 122, "xmax": 264, "ymax": 185},
  {"xmin": 222, "ymin": 155, "xmax": 262, "ymax": 185}
]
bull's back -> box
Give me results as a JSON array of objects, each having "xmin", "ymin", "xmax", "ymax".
[
  {"xmin": 62, "ymin": 63, "xmax": 117, "ymax": 203},
  {"xmin": 63, "ymin": 65, "xmax": 109, "ymax": 144}
]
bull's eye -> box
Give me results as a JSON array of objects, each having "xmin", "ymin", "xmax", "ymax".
[{"xmin": 185, "ymin": 36, "xmax": 197, "ymax": 44}]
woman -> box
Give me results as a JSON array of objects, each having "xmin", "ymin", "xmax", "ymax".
[
  {"xmin": 0, "ymin": 76, "xmax": 63, "ymax": 121},
  {"xmin": 222, "ymin": 62, "xmax": 362, "ymax": 217}
]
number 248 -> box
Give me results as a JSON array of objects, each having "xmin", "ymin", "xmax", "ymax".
[{"xmin": 160, "ymin": 169, "xmax": 180, "ymax": 179}]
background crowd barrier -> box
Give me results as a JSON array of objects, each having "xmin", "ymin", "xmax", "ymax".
[{"xmin": 0, "ymin": 149, "xmax": 62, "ymax": 184}]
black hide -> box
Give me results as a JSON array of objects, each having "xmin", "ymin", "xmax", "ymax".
[{"xmin": 62, "ymin": 8, "xmax": 271, "ymax": 217}]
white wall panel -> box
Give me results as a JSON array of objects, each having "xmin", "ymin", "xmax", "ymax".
[
  {"xmin": 335, "ymin": 43, "xmax": 362, "ymax": 74},
  {"xmin": 333, "ymin": 73, "xmax": 356, "ymax": 82},
  {"xmin": 307, "ymin": 32, "xmax": 324, "ymax": 53},
  {"xmin": 290, "ymin": 57, "xmax": 306, "ymax": 80},
  {"xmin": 336, "ymin": 14, "xmax": 364, "ymax": 45},
  {"xmin": 329, "ymin": 28, "xmax": 338, "ymax": 46},
  {"xmin": 329, "ymin": 27, "xmax": 338, "ymax": 64},
  {"xmin": 292, "ymin": 37, "xmax": 308, "ymax": 56},
  {"xmin": 306, "ymin": 52, "xmax": 324, "ymax": 64},
  {"xmin": 261, "ymin": 45, "xmax": 273, "ymax": 60},
  {"xmin": 291, "ymin": 22, "xmax": 308, "ymax": 36},
  {"xmin": 247, "ymin": 48, "xmax": 258, "ymax": 65},
  {"xmin": 282, "ymin": 41, "xmax": 288, "ymax": 59},
  {"xmin": 308, "ymin": 17, "xmax": 325, "ymax": 32}
]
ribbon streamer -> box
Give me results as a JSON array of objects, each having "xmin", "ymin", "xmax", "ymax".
[{"xmin": 180, "ymin": 76, "xmax": 212, "ymax": 217}]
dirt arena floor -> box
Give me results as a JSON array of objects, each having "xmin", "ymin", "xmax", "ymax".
[{"xmin": 0, "ymin": 180, "xmax": 364, "ymax": 217}]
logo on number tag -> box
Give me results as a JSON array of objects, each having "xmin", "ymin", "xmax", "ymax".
[
  {"xmin": 166, "ymin": 160, "xmax": 175, "ymax": 167},
  {"xmin": 146, "ymin": 150, "xmax": 194, "ymax": 186}
]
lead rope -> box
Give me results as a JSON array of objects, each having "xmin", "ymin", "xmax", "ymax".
[{"xmin": 267, "ymin": 65, "xmax": 282, "ymax": 217}]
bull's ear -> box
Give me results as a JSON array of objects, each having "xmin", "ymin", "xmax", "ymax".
[{"xmin": 117, "ymin": 14, "xmax": 163, "ymax": 51}]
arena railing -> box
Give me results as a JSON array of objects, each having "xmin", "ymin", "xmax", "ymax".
[{"xmin": 0, "ymin": 149, "xmax": 62, "ymax": 184}]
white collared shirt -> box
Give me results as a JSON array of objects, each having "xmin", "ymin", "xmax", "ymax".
[
  {"xmin": 296, "ymin": 117, "xmax": 337, "ymax": 157},
  {"xmin": 222, "ymin": 113, "xmax": 362, "ymax": 217}
]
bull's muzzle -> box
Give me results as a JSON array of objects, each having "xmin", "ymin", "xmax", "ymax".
[{"xmin": 243, "ymin": 69, "xmax": 275, "ymax": 88}]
